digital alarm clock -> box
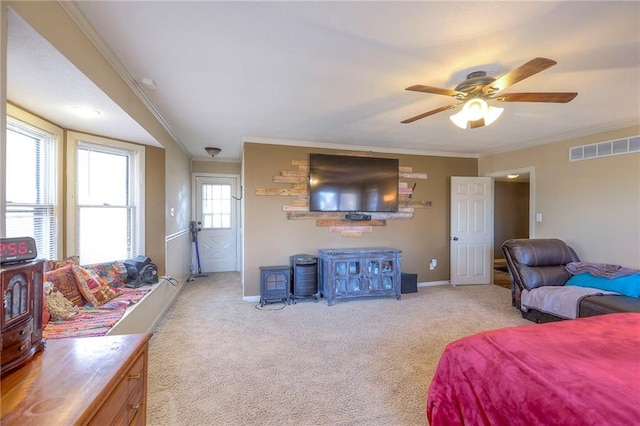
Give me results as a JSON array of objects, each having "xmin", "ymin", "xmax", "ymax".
[{"xmin": 0, "ymin": 237, "xmax": 38, "ymax": 264}]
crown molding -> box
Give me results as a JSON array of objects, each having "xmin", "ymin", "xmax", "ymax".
[{"xmin": 58, "ymin": 1, "xmax": 191, "ymax": 158}]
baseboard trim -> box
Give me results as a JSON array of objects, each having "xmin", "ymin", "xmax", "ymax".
[
  {"xmin": 418, "ymin": 280, "xmax": 451, "ymax": 287},
  {"xmin": 244, "ymin": 281, "xmax": 451, "ymax": 301}
]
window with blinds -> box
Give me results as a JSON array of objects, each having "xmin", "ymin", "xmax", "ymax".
[
  {"xmin": 5, "ymin": 117, "xmax": 58, "ymax": 260},
  {"xmin": 75, "ymin": 142, "xmax": 140, "ymax": 264}
]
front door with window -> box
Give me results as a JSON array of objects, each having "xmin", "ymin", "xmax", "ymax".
[{"xmin": 195, "ymin": 176, "xmax": 239, "ymax": 272}]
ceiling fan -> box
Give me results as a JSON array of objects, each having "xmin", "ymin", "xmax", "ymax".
[{"xmin": 401, "ymin": 57, "xmax": 577, "ymax": 129}]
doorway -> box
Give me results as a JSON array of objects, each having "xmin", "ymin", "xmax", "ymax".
[
  {"xmin": 486, "ymin": 168, "xmax": 534, "ymax": 288},
  {"xmin": 193, "ymin": 175, "xmax": 241, "ymax": 272}
]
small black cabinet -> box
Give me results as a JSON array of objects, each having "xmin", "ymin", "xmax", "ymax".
[{"xmin": 260, "ymin": 266, "xmax": 290, "ymax": 306}]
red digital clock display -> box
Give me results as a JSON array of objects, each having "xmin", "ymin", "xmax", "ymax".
[{"xmin": 0, "ymin": 237, "xmax": 38, "ymax": 264}]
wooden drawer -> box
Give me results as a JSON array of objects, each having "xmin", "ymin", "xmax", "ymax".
[
  {"xmin": 1, "ymin": 319, "xmax": 33, "ymax": 365},
  {"xmin": 126, "ymin": 351, "xmax": 145, "ymax": 394},
  {"xmin": 90, "ymin": 373, "xmax": 130, "ymax": 425},
  {"xmin": 2, "ymin": 318, "xmax": 33, "ymax": 349},
  {"xmin": 89, "ymin": 351, "xmax": 146, "ymax": 425},
  {"xmin": 125, "ymin": 377, "xmax": 145, "ymax": 425}
]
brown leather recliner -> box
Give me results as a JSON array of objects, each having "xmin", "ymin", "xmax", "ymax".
[
  {"xmin": 502, "ymin": 238, "xmax": 579, "ymax": 322},
  {"xmin": 502, "ymin": 238, "xmax": 640, "ymax": 323}
]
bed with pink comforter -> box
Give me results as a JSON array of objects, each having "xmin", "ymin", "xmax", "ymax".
[{"xmin": 427, "ymin": 313, "xmax": 640, "ymax": 425}]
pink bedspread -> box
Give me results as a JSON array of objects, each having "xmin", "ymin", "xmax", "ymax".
[{"xmin": 427, "ymin": 313, "xmax": 640, "ymax": 426}]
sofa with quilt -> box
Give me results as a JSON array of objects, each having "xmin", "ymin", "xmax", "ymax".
[
  {"xmin": 501, "ymin": 238, "xmax": 640, "ymax": 323},
  {"xmin": 41, "ymin": 257, "xmax": 154, "ymax": 339}
]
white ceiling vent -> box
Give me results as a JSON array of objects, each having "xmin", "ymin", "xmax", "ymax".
[{"xmin": 569, "ymin": 136, "xmax": 640, "ymax": 162}]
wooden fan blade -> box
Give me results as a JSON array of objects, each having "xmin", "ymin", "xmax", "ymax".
[
  {"xmin": 406, "ymin": 85, "xmax": 466, "ymax": 98},
  {"xmin": 401, "ymin": 103, "xmax": 462, "ymax": 124},
  {"xmin": 483, "ymin": 57, "xmax": 557, "ymax": 94},
  {"xmin": 496, "ymin": 92, "xmax": 578, "ymax": 103}
]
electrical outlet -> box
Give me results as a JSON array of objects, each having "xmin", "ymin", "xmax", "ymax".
[{"xmin": 429, "ymin": 258, "xmax": 437, "ymax": 270}]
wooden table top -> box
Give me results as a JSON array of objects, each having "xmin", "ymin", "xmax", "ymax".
[{"xmin": 1, "ymin": 333, "xmax": 152, "ymax": 425}]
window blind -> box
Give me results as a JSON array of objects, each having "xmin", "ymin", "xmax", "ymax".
[{"xmin": 5, "ymin": 117, "xmax": 58, "ymax": 260}]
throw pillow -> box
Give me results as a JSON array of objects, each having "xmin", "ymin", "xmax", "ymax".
[
  {"xmin": 566, "ymin": 273, "xmax": 640, "ymax": 298},
  {"xmin": 44, "ymin": 264, "xmax": 85, "ymax": 307},
  {"xmin": 45, "ymin": 255, "xmax": 81, "ymax": 272},
  {"xmin": 72, "ymin": 265, "xmax": 122, "ymax": 307},
  {"xmin": 44, "ymin": 286, "xmax": 79, "ymax": 320},
  {"xmin": 84, "ymin": 261, "xmax": 128, "ymax": 288},
  {"xmin": 42, "ymin": 282, "xmax": 52, "ymax": 327}
]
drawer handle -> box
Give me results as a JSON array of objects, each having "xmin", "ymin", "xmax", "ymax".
[
  {"xmin": 20, "ymin": 329, "xmax": 26, "ymax": 335},
  {"xmin": 131, "ymin": 404, "xmax": 141, "ymax": 411},
  {"xmin": 19, "ymin": 345, "xmax": 26, "ymax": 352},
  {"xmin": 128, "ymin": 373, "xmax": 141, "ymax": 380}
]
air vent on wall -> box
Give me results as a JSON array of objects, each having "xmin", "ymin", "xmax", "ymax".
[{"xmin": 569, "ymin": 136, "xmax": 640, "ymax": 162}]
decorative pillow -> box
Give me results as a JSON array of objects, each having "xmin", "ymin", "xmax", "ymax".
[
  {"xmin": 566, "ymin": 273, "xmax": 640, "ymax": 298},
  {"xmin": 44, "ymin": 264, "xmax": 84, "ymax": 307},
  {"xmin": 44, "ymin": 286, "xmax": 79, "ymax": 320},
  {"xmin": 72, "ymin": 265, "xmax": 122, "ymax": 307},
  {"xmin": 84, "ymin": 261, "xmax": 128, "ymax": 288},
  {"xmin": 42, "ymin": 282, "xmax": 52, "ymax": 327},
  {"xmin": 45, "ymin": 256, "xmax": 81, "ymax": 272}
]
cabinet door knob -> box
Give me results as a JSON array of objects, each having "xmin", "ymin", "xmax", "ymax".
[
  {"xmin": 19, "ymin": 345, "xmax": 26, "ymax": 352},
  {"xmin": 131, "ymin": 404, "xmax": 141, "ymax": 410}
]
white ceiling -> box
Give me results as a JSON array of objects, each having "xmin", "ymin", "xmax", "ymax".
[{"xmin": 7, "ymin": 1, "xmax": 640, "ymax": 162}]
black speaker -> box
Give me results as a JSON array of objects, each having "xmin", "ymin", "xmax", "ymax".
[
  {"xmin": 124, "ymin": 255, "xmax": 157, "ymax": 287},
  {"xmin": 401, "ymin": 273, "xmax": 418, "ymax": 294},
  {"xmin": 125, "ymin": 255, "xmax": 151, "ymax": 271},
  {"xmin": 139, "ymin": 263, "xmax": 159, "ymax": 284}
]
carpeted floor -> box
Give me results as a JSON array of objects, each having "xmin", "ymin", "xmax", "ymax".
[{"xmin": 146, "ymin": 273, "xmax": 529, "ymax": 426}]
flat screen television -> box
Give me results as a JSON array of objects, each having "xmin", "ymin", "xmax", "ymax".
[{"xmin": 308, "ymin": 153, "xmax": 399, "ymax": 212}]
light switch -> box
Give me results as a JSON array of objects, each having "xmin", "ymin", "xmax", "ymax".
[
  {"xmin": 170, "ymin": 207, "xmax": 175, "ymax": 217},
  {"xmin": 536, "ymin": 213, "xmax": 543, "ymax": 223}
]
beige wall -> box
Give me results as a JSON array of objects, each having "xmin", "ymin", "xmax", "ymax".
[
  {"xmin": 145, "ymin": 146, "xmax": 166, "ymax": 273},
  {"xmin": 192, "ymin": 160, "xmax": 241, "ymax": 175},
  {"xmin": 494, "ymin": 182, "xmax": 529, "ymax": 258},
  {"xmin": 243, "ymin": 142, "xmax": 477, "ymax": 297},
  {"xmin": 480, "ymin": 125, "xmax": 640, "ymax": 269}
]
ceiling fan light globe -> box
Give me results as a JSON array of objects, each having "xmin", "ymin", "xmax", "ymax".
[
  {"xmin": 463, "ymin": 98, "xmax": 488, "ymax": 121},
  {"xmin": 484, "ymin": 106, "xmax": 504, "ymax": 126},
  {"xmin": 449, "ymin": 111, "xmax": 469, "ymax": 129}
]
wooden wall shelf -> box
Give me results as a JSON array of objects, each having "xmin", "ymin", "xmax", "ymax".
[{"xmin": 255, "ymin": 154, "xmax": 430, "ymax": 237}]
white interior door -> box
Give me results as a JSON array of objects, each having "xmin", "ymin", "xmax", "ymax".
[
  {"xmin": 450, "ymin": 177, "xmax": 494, "ymax": 285},
  {"xmin": 195, "ymin": 175, "xmax": 240, "ymax": 272}
]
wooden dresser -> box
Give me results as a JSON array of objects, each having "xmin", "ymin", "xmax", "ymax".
[{"xmin": 1, "ymin": 333, "xmax": 152, "ymax": 425}]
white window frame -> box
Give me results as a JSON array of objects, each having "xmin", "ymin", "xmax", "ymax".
[
  {"xmin": 66, "ymin": 131, "xmax": 145, "ymax": 262},
  {"xmin": 4, "ymin": 104, "xmax": 63, "ymax": 259}
]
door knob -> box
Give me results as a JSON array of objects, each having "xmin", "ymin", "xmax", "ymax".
[{"xmin": 452, "ymin": 237, "xmax": 459, "ymax": 241}]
